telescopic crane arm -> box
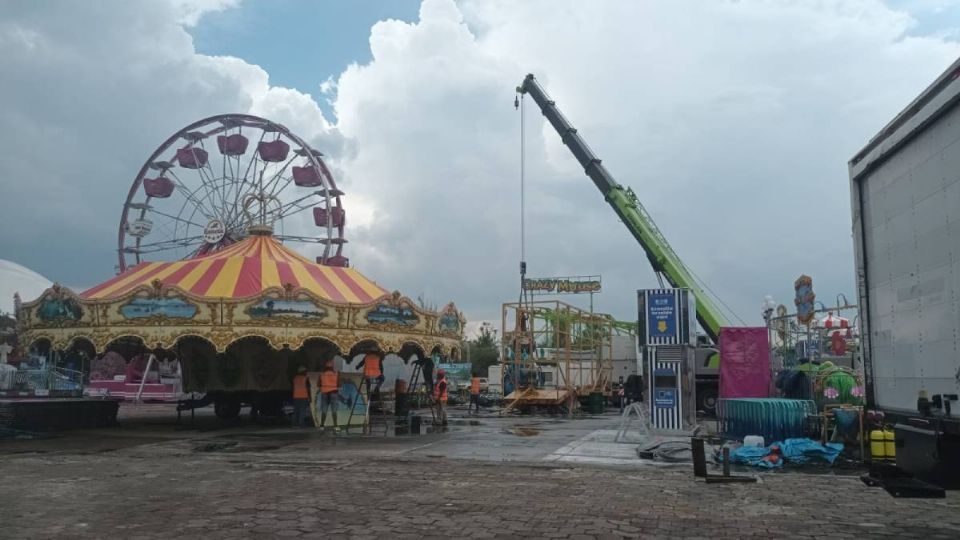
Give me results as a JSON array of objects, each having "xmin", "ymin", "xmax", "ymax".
[{"xmin": 517, "ymin": 73, "xmax": 730, "ymax": 343}]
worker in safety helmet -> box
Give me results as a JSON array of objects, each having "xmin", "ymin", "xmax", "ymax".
[
  {"xmin": 434, "ymin": 368, "xmax": 449, "ymax": 425},
  {"xmin": 357, "ymin": 351, "xmax": 385, "ymax": 401},
  {"xmin": 291, "ymin": 365, "xmax": 311, "ymax": 428},
  {"xmin": 318, "ymin": 359, "xmax": 340, "ymax": 432},
  {"xmin": 469, "ymin": 372, "xmax": 482, "ymax": 414},
  {"xmin": 412, "ymin": 353, "xmax": 435, "ymax": 394}
]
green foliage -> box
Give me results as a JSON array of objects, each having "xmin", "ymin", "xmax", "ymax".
[{"xmin": 469, "ymin": 322, "xmax": 499, "ymax": 375}]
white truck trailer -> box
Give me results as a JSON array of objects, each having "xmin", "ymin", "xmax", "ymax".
[{"xmin": 849, "ymin": 57, "xmax": 960, "ymax": 486}]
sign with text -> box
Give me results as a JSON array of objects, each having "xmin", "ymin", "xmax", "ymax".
[
  {"xmin": 638, "ymin": 288, "xmax": 694, "ymax": 346},
  {"xmin": 654, "ymin": 388, "xmax": 677, "ymax": 409},
  {"xmin": 523, "ymin": 276, "xmax": 601, "ymax": 295},
  {"xmin": 646, "ymin": 291, "xmax": 677, "ymax": 342}
]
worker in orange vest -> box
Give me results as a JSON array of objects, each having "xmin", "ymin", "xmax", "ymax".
[
  {"xmin": 318, "ymin": 360, "xmax": 340, "ymax": 432},
  {"xmin": 358, "ymin": 351, "xmax": 384, "ymax": 400},
  {"xmin": 291, "ymin": 365, "xmax": 311, "ymax": 428},
  {"xmin": 434, "ymin": 368, "xmax": 449, "ymax": 425},
  {"xmin": 469, "ymin": 372, "xmax": 481, "ymax": 414}
]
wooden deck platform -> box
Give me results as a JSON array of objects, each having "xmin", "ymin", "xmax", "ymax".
[{"xmin": 0, "ymin": 398, "xmax": 119, "ymax": 432}]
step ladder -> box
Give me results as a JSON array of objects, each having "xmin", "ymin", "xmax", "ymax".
[{"xmin": 342, "ymin": 377, "xmax": 390, "ymax": 435}]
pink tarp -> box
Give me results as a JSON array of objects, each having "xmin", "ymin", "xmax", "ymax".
[{"xmin": 719, "ymin": 327, "xmax": 770, "ymax": 398}]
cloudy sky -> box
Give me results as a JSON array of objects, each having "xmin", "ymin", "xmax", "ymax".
[{"xmin": 2, "ymin": 0, "xmax": 959, "ymax": 331}]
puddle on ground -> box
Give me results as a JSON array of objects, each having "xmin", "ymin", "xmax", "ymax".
[
  {"xmin": 193, "ymin": 439, "xmax": 290, "ymax": 453},
  {"xmin": 503, "ymin": 425, "xmax": 541, "ymax": 437},
  {"xmin": 193, "ymin": 441, "xmax": 239, "ymax": 452}
]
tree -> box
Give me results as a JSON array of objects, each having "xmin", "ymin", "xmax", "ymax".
[{"xmin": 468, "ymin": 322, "xmax": 499, "ymax": 376}]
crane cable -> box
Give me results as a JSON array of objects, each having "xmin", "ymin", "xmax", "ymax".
[
  {"xmin": 686, "ymin": 265, "xmax": 747, "ymax": 326},
  {"xmin": 518, "ymin": 92, "xmax": 526, "ymax": 273},
  {"xmin": 513, "ymin": 85, "xmax": 745, "ymax": 331},
  {"xmin": 513, "ymin": 91, "xmax": 526, "ymax": 392}
]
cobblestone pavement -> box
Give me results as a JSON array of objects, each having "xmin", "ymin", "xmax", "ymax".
[{"xmin": 1, "ymin": 407, "xmax": 959, "ymax": 538}]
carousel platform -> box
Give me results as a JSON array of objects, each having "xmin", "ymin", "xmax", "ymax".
[{"xmin": 0, "ymin": 397, "xmax": 119, "ymax": 432}]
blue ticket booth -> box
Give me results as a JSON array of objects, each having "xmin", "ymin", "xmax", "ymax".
[{"xmin": 638, "ymin": 289, "xmax": 696, "ymax": 431}]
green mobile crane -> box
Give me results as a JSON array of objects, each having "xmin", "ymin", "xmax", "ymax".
[{"xmin": 517, "ymin": 74, "xmax": 731, "ymax": 413}]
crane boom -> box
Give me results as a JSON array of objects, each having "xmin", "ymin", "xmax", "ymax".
[{"xmin": 517, "ymin": 74, "xmax": 730, "ymax": 343}]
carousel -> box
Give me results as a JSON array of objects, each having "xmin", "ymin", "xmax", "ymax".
[{"xmin": 14, "ymin": 114, "xmax": 464, "ymax": 424}]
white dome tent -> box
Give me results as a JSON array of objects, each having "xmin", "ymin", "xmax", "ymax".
[{"xmin": 0, "ymin": 259, "xmax": 52, "ymax": 315}]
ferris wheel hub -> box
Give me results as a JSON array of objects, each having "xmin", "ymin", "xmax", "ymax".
[{"xmin": 247, "ymin": 224, "xmax": 274, "ymax": 236}]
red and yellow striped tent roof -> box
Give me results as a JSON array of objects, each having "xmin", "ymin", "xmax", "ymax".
[{"xmin": 81, "ymin": 234, "xmax": 389, "ymax": 304}]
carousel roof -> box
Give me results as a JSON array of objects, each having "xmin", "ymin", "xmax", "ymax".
[{"xmin": 80, "ymin": 234, "xmax": 388, "ymax": 304}]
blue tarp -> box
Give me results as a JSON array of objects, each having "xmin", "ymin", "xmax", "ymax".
[{"xmin": 724, "ymin": 438, "xmax": 843, "ymax": 468}]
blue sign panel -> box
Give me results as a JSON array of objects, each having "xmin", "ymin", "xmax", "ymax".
[
  {"xmin": 654, "ymin": 388, "xmax": 676, "ymax": 408},
  {"xmin": 646, "ymin": 292, "xmax": 677, "ymax": 341}
]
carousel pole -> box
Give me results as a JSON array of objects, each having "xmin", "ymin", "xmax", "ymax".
[{"xmin": 135, "ymin": 353, "xmax": 156, "ymax": 404}]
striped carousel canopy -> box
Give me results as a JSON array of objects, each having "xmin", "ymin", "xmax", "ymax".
[{"xmin": 81, "ymin": 234, "xmax": 389, "ymax": 304}]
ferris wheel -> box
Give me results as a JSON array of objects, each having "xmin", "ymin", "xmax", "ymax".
[{"xmin": 117, "ymin": 114, "xmax": 346, "ymax": 272}]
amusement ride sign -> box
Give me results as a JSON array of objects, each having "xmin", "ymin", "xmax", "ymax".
[
  {"xmin": 522, "ymin": 275, "xmax": 601, "ymax": 295},
  {"xmin": 203, "ymin": 219, "xmax": 226, "ymax": 244}
]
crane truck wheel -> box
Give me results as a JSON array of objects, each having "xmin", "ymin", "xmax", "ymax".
[
  {"xmin": 696, "ymin": 386, "xmax": 718, "ymax": 417},
  {"xmin": 214, "ymin": 396, "xmax": 242, "ymax": 420}
]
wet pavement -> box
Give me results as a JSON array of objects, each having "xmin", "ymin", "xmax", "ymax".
[{"xmin": 2, "ymin": 403, "xmax": 959, "ymax": 538}]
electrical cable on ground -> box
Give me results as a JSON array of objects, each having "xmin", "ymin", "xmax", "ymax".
[{"xmin": 636, "ymin": 439, "xmax": 694, "ymax": 463}]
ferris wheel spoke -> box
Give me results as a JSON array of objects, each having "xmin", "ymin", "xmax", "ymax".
[
  {"xmin": 274, "ymin": 234, "xmax": 329, "ymax": 243},
  {"xmin": 194, "ymin": 176, "xmax": 237, "ymax": 229},
  {"xmin": 166, "ymin": 171, "xmax": 218, "ymax": 222},
  {"xmin": 182, "ymin": 144, "xmax": 222, "ymax": 216},
  {"xmin": 221, "ymin": 140, "xmax": 230, "ymax": 210},
  {"xmin": 241, "ymin": 131, "xmax": 267, "ymax": 188},
  {"xmin": 223, "ymin": 178, "xmax": 261, "ymax": 232},
  {"xmin": 205, "ymin": 153, "xmax": 236, "ymax": 223},
  {"xmin": 193, "ymin": 150, "xmax": 229, "ymax": 220},
  {"xmin": 228, "ymin": 135, "xmax": 266, "ymax": 226},
  {"xmin": 224, "ymin": 178, "xmax": 254, "ymax": 230},
  {"xmin": 199, "ymin": 160, "xmax": 227, "ymax": 220},
  {"xmin": 263, "ymin": 168, "xmax": 301, "ymax": 208},
  {"xmin": 275, "ymin": 192, "xmax": 325, "ymax": 220},
  {"xmin": 260, "ymin": 154, "xmax": 299, "ymax": 199},
  {"xmin": 147, "ymin": 208, "xmax": 206, "ymax": 230},
  {"xmin": 172, "ymin": 188, "xmax": 210, "ymax": 240},
  {"xmin": 126, "ymin": 235, "xmax": 206, "ymax": 254}
]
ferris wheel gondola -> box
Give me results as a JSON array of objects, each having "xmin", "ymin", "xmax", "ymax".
[{"xmin": 117, "ymin": 114, "xmax": 347, "ymax": 272}]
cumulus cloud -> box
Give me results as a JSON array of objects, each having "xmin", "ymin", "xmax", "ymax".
[
  {"xmin": 329, "ymin": 0, "xmax": 960, "ymax": 327},
  {"xmin": 170, "ymin": 0, "xmax": 241, "ymax": 26},
  {"xmin": 1, "ymin": 0, "xmax": 959, "ymax": 334},
  {"xmin": 0, "ymin": 0, "xmax": 340, "ymax": 289}
]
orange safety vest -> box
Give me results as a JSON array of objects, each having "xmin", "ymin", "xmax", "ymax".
[
  {"xmin": 292, "ymin": 373, "xmax": 309, "ymax": 399},
  {"xmin": 320, "ymin": 370, "xmax": 339, "ymax": 394},
  {"xmin": 434, "ymin": 378, "xmax": 448, "ymax": 401},
  {"xmin": 470, "ymin": 377, "xmax": 480, "ymax": 395},
  {"xmin": 363, "ymin": 354, "xmax": 381, "ymax": 377}
]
